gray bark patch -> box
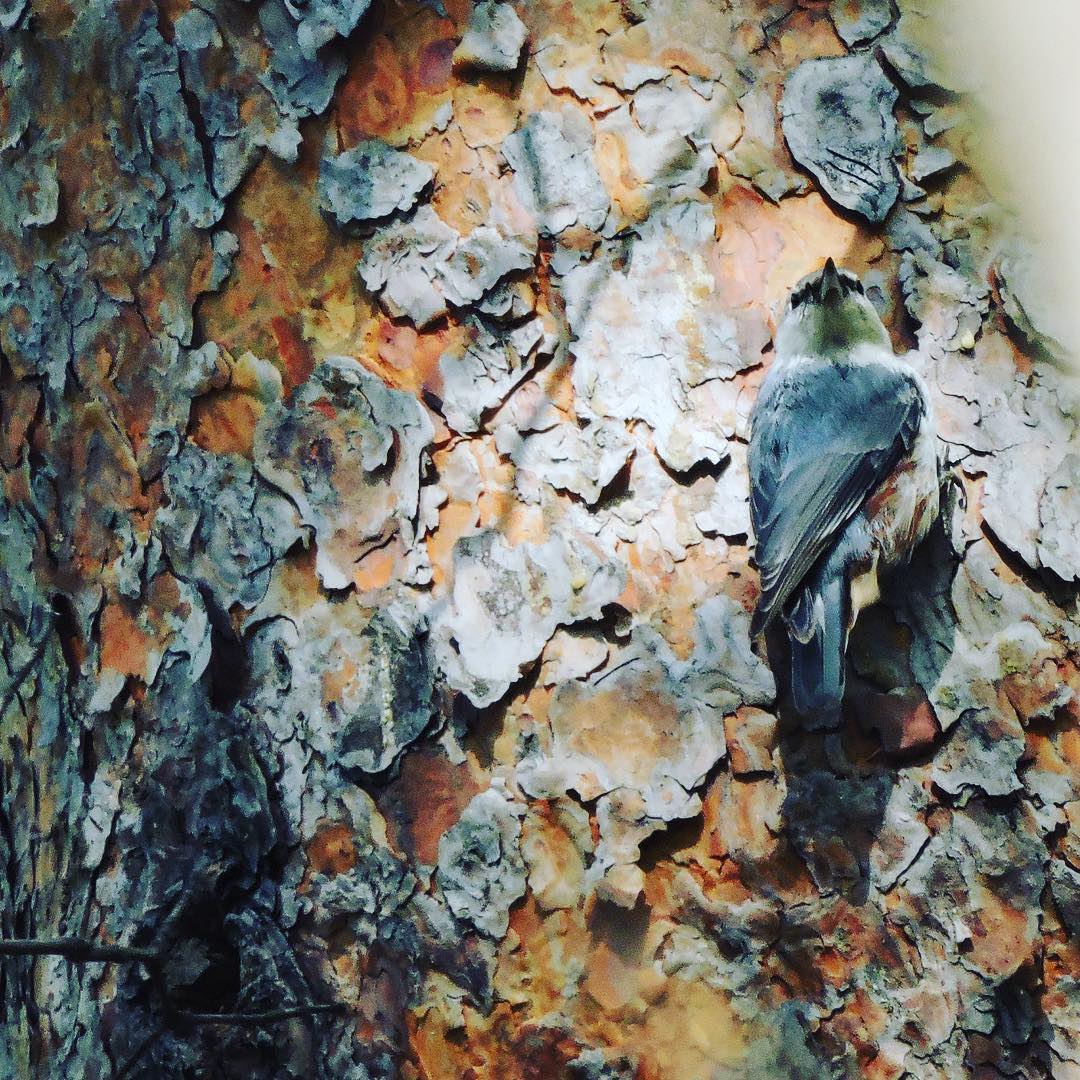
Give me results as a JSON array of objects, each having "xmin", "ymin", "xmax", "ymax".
[{"xmin": 781, "ymin": 53, "xmax": 900, "ymax": 222}]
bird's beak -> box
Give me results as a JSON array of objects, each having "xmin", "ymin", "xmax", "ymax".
[{"xmin": 819, "ymin": 257, "xmax": 842, "ymax": 303}]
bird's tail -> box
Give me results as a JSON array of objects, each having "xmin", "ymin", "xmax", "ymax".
[{"xmin": 789, "ymin": 571, "xmax": 848, "ymax": 718}]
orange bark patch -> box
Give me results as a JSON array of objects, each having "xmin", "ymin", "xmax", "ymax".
[
  {"xmin": 271, "ymin": 315, "xmax": 316, "ymax": 397},
  {"xmin": 337, "ymin": 35, "xmax": 414, "ymax": 144},
  {"xmin": 377, "ymin": 747, "xmax": 482, "ymax": 865},
  {"xmin": 0, "ymin": 381, "xmax": 40, "ymax": 470},
  {"xmin": 306, "ymin": 822, "xmax": 359, "ymax": 877},
  {"xmin": 427, "ymin": 500, "xmax": 480, "ymax": 590},
  {"xmin": 502, "ymin": 899, "xmax": 591, "ymax": 1011},
  {"xmin": 821, "ymin": 987, "xmax": 891, "ymax": 1067},
  {"xmin": 1005, "ymin": 657, "xmax": 1075, "ymax": 724},
  {"xmin": 773, "ymin": 6, "xmax": 847, "ymax": 67},
  {"xmin": 367, "ymin": 315, "xmax": 456, "ymax": 397},
  {"xmin": 335, "ymin": 5, "xmax": 458, "ymax": 150},
  {"xmin": 199, "ymin": 151, "xmax": 369, "ymax": 379},
  {"xmin": 713, "ymin": 186, "xmax": 867, "ymax": 315},
  {"xmin": 968, "ymin": 885, "xmax": 1036, "ymax": 979},
  {"xmin": 554, "ymin": 682, "xmax": 681, "ymax": 798},
  {"xmin": 321, "ymin": 654, "xmax": 359, "ymax": 706},
  {"xmin": 505, "ymin": 1021, "xmax": 585, "ymax": 1080},
  {"xmin": 521, "ymin": 803, "xmax": 588, "ymax": 911},
  {"xmin": 99, "ymin": 602, "xmax": 152, "ymax": 680},
  {"xmin": 352, "ymin": 541, "xmax": 399, "ymax": 592},
  {"xmin": 718, "ymin": 773, "xmax": 783, "ymax": 863},
  {"xmin": 450, "ymin": 82, "xmax": 521, "ymax": 154},
  {"xmin": 310, "ymin": 397, "xmax": 337, "ymax": 421},
  {"xmin": 188, "ymin": 389, "xmax": 263, "ymax": 456},
  {"xmin": 634, "ymin": 978, "xmax": 749, "ymax": 1079}
]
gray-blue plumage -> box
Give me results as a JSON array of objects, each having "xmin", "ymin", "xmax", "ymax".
[
  {"xmin": 748, "ymin": 260, "xmax": 938, "ymax": 717},
  {"xmin": 750, "ymin": 360, "xmax": 925, "ymax": 630}
]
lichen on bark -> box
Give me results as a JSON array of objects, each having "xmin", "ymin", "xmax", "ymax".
[{"xmin": 1, "ymin": 0, "xmax": 1079, "ymax": 1077}]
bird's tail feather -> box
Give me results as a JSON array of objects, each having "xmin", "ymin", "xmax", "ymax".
[{"xmin": 789, "ymin": 572, "xmax": 848, "ymax": 717}]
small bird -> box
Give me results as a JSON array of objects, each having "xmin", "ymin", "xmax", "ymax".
[{"xmin": 748, "ymin": 259, "xmax": 940, "ymax": 717}]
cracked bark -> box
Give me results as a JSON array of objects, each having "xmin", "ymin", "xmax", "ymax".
[{"xmin": 1, "ymin": 0, "xmax": 1079, "ymax": 1077}]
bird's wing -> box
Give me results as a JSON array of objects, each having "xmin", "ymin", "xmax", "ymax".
[{"xmin": 748, "ymin": 357, "xmax": 926, "ymax": 634}]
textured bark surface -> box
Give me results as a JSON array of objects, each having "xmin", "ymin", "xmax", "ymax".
[{"xmin": 1, "ymin": 0, "xmax": 1079, "ymax": 1077}]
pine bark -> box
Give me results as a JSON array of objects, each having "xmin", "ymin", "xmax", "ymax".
[{"xmin": 1, "ymin": 1, "xmax": 1078, "ymax": 1077}]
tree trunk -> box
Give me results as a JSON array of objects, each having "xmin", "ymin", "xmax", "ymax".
[{"xmin": 1, "ymin": 0, "xmax": 1078, "ymax": 1077}]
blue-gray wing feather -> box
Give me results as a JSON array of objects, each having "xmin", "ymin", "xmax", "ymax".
[{"xmin": 748, "ymin": 359, "xmax": 925, "ymax": 634}]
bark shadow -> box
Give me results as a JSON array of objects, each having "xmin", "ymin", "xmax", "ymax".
[{"xmin": 768, "ymin": 507, "xmax": 962, "ymax": 907}]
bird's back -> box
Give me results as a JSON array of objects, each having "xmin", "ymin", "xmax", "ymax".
[{"xmin": 748, "ymin": 347, "xmax": 929, "ymax": 632}]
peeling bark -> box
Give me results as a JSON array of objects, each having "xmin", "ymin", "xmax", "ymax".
[{"xmin": 1, "ymin": 0, "xmax": 1079, "ymax": 1077}]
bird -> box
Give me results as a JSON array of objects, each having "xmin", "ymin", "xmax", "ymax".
[{"xmin": 747, "ymin": 258, "xmax": 940, "ymax": 718}]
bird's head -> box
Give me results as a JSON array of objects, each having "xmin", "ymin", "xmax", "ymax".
[{"xmin": 774, "ymin": 259, "xmax": 891, "ymax": 360}]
